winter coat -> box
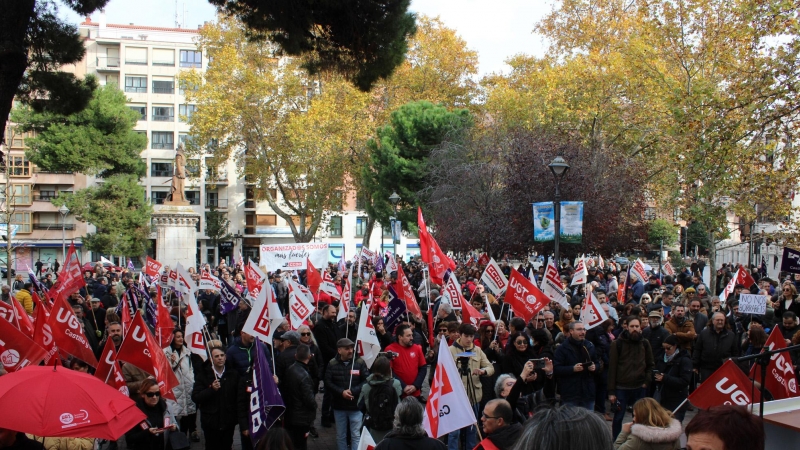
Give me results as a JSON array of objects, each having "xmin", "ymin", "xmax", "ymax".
[
  {"xmin": 164, "ymin": 345, "xmax": 197, "ymax": 417},
  {"xmin": 225, "ymin": 337, "xmax": 271, "ymax": 378},
  {"xmin": 358, "ymin": 374, "xmax": 402, "ymax": 411},
  {"xmin": 664, "ymin": 317, "xmax": 696, "ymax": 352},
  {"xmin": 449, "ymin": 341, "xmax": 495, "ymax": 403},
  {"xmin": 15, "ymin": 289, "xmax": 33, "ymax": 314},
  {"xmin": 122, "ymin": 363, "xmax": 151, "ymax": 397},
  {"xmin": 476, "ymin": 423, "xmax": 523, "ymax": 450},
  {"xmin": 374, "ymin": 430, "xmax": 447, "ymax": 450},
  {"xmin": 553, "ymin": 337, "xmax": 598, "ymax": 403},
  {"xmin": 608, "ymin": 332, "xmax": 654, "ymax": 391},
  {"xmin": 654, "ymin": 349, "xmax": 692, "ymax": 412},
  {"xmin": 125, "ymin": 397, "xmax": 171, "ymax": 450},
  {"xmin": 692, "ymin": 327, "xmax": 740, "ymax": 377},
  {"xmin": 613, "ymin": 419, "xmax": 682, "ymax": 450},
  {"xmin": 687, "ymin": 311, "xmax": 708, "ymax": 335},
  {"xmin": 283, "ymin": 361, "xmax": 317, "ymax": 428},
  {"xmin": 314, "ymin": 318, "xmax": 340, "ymax": 364},
  {"xmin": 642, "ymin": 325, "xmax": 670, "ymax": 362},
  {"xmin": 324, "ymin": 354, "xmax": 369, "ymax": 411},
  {"xmin": 191, "ymin": 362, "xmax": 243, "ymax": 431},
  {"xmin": 27, "ymin": 436, "xmax": 94, "ymax": 450}
]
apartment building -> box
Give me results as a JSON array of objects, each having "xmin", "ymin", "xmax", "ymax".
[{"xmin": 76, "ymin": 15, "xmax": 418, "ymax": 266}]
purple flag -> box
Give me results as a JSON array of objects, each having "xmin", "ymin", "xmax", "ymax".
[
  {"xmin": 28, "ymin": 268, "xmax": 48, "ymax": 296},
  {"xmin": 374, "ymin": 255, "xmax": 385, "ymax": 273},
  {"xmin": 219, "ymin": 280, "xmax": 241, "ymax": 315},
  {"xmin": 127, "ymin": 259, "xmax": 135, "ymax": 271},
  {"xmin": 249, "ymin": 339, "xmax": 285, "ymax": 444},
  {"xmin": 383, "ymin": 286, "xmax": 407, "ymax": 333}
]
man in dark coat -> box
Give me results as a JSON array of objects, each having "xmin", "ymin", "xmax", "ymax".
[
  {"xmin": 693, "ymin": 312, "xmax": 740, "ymax": 381},
  {"xmin": 283, "ymin": 344, "xmax": 318, "ymax": 450},
  {"xmin": 275, "ymin": 331, "xmax": 301, "ymax": 385},
  {"xmin": 324, "ymin": 338, "xmax": 369, "ymax": 450},
  {"xmin": 314, "ymin": 303, "xmax": 339, "ymax": 426},
  {"xmin": 608, "ymin": 317, "xmax": 654, "ymax": 440},
  {"xmin": 226, "ymin": 327, "xmax": 272, "ymax": 377},
  {"xmin": 476, "ymin": 399, "xmax": 522, "ymax": 450},
  {"xmin": 553, "ymin": 322, "xmax": 599, "ymax": 410}
]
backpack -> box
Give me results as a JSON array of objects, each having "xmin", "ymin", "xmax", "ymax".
[{"xmin": 364, "ymin": 380, "xmax": 398, "ymax": 431}]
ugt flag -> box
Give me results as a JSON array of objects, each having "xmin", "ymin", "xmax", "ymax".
[
  {"xmin": 749, "ymin": 328, "xmax": 799, "ymax": 399},
  {"xmin": 688, "ymin": 360, "xmax": 760, "ymax": 409},
  {"xmin": 247, "ymin": 337, "xmax": 285, "ymax": 444},
  {"xmin": 423, "ymin": 338, "xmax": 477, "ymax": 438}
]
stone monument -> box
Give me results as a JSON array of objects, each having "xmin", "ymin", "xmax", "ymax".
[{"xmin": 152, "ymin": 143, "xmax": 200, "ymax": 269}]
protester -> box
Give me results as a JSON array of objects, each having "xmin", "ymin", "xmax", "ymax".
[
  {"xmin": 684, "ymin": 405, "xmax": 765, "ymax": 450},
  {"xmin": 192, "ymin": 346, "xmax": 242, "ymax": 450},
  {"xmin": 15, "ymin": 282, "xmax": 33, "ymax": 314},
  {"xmin": 608, "ymin": 317, "xmax": 654, "ymax": 440},
  {"xmin": 256, "ymin": 427, "xmax": 295, "ymax": 450},
  {"xmin": 663, "ymin": 304, "xmax": 696, "ymax": 353},
  {"xmin": 324, "ymin": 338, "xmax": 369, "ymax": 450},
  {"xmin": 164, "ymin": 330, "xmax": 199, "ymax": 442},
  {"xmin": 475, "ymin": 399, "xmax": 523, "ymax": 450},
  {"xmin": 613, "ymin": 398, "xmax": 681, "ymax": 450},
  {"xmin": 125, "ymin": 378, "xmax": 177, "ymax": 450},
  {"xmin": 374, "ymin": 397, "xmax": 446, "ymax": 450},
  {"xmin": 553, "ymin": 322, "xmax": 598, "ymax": 409},
  {"xmin": 0, "ymin": 429, "xmax": 43, "ymax": 450},
  {"xmin": 227, "ymin": 325, "xmax": 271, "ymax": 377},
  {"xmin": 282, "ymin": 344, "xmax": 318, "ymax": 450},
  {"xmin": 653, "ymin": 335, "xmax": 692, "ymax": 422},
  {"xmin": 693, "ymin": 312, "xmax": 740, "ymax": 381},
  {"xmin": 511, "ymin": 405, "xmax": 613, "ymax": 450},
  {"xmin": 385, "ymin": 324, "xmax": 427, "ymax": 399},
  {"xmin": 314, "ymin": 303, "xmax": 340, "ymax": 427},
  {"xmin": 358, "ymin": 355, "xmax": 401, "ymax": 442}
]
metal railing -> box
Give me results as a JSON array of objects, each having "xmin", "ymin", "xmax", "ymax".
[
  {"xmin": 95, "ymin": 56, "xmax": 120, "ymax": 69},
  {"xmin": 124, "ymin": 86, "xmax": 147, "ymax": 93},
  {"xmin": 152, "ymin": 86, "xmax": 174, "ymax": 94},
  {"xmin": 125, "ymin": 59, "xmax": 147, "ymax": 65},
  {"xmin": 33, "ymin": 194, "xmax": 58, "ymax": 202},
  {"xmin": 152, "ymin": 60, "xmax": 175, "ymax": 66},
  {"xmin": 206, "ymin": 198, "xmax": 228, "ymax": 208},
  {"xmin": 244, "ymin": 200, "xmax": 255, "ymax": 208},
  {"xmin": 151, "ymin": 142, "xmax": 174, "ymax": 149},
  {"xmin": 33, "ymin": 223, "xmax": 75, "ymax": 230},
  {"xmin": 152, "ymin": 114, "xmax": 174, "ymax": 121}
]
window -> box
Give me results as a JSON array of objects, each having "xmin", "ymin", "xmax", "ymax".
[
  {"xmin": 151, "ymin": 162, "xmax": 173, "ymax": 177},
  {"xmin": 356, "ymin": 192, "xmax": 367, "ymax": 210},
  {"xmin": 152, "ymin": 80, "xmax": 174, "ymax": 94},
  {"xmin": 644, "ymin": 207, "xmax": 657, "ymax": 221},
  {"xmin": 152, "ymin": 106, "xmax": 174, "ymax": 121},
  {"xmin": 329, "ymin": 216, "xmax": 343, "ymax": 237},
  {"xmin": 257, "ymin": 214, "xmax": 276, "ymax": 227},
  {"xmin": 179, "ymin": 104, "xmax": 197, "ymax": 122},
  {"xmin": 180, "ymin": 50, "xmax": 202, "ymax": 68},
  {"xmin": 151, "ymin": 191, "xmax": 169, "ymax": 205},
  {"xmin": 332, "ymin": 191, "xmax": 343, "ymax": 211},
  {"xmin": 356, "ymin": 216, "xmax": 368, "ymax": 237},
  {"xmin": 151, "ymin": 132, "xmax": 174, "ymax": 149},
  {"xmin": 0, "ymin": 184, "xmax": 31, "ymax": 205},
  {"xmin": 125, "ymin": 47, "xmax": 147, "ymax": 65},
  {"xmin": 124, "ymin": 76, "xmax": 147, "ymax": 93},
  {"xmin": 186, "ymin": 190, "xmax": 200, "ymax": 205},
  {"xmin": 152, "ymin": 48, "xmax": 175, "ymax": 66},
  {"xmin": 206, "ymin": 191, "xmax": 218, "ymax": 207},
  {"xmin": 37, "ymin": 190, "xmax": 56, "ymax": 201},
  {"xmin": 206, "ymin": 159, "xmax": 226, "ymax": 180},
  {"xmin": 129, "ymin": 105, "xmax": 146, "ymax": 121},
  {"xmin": 11, "ymin": 212, "xmax": 31, "ymax": 234},
  {"xmin": 8, "ymin": 155, "xmax": 31, "ymax": 177}
]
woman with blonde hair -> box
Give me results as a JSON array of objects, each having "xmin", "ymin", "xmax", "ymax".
[{"xmin": 613, "ymin": 397, "xmax": 681, "ymax": 450}]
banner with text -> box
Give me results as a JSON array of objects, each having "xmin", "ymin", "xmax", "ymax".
[
  {"xmin": 559, "ymin": 201, "xmax": 584, "ymax": 244},
  {"xmin": 259, "ymin": 243, "xmax": 329, "ymax": 271}
]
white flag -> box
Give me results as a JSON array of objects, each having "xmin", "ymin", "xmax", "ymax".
[
  {"xmin": 719, "ymin": 268, "xmax": 739, "ymax": 305},
  {"xmin": 320, "ymin": 271, "xmax": 341, "ymax": 299},
  {"xmin": 541, "ymin": 258, "xmax": 569, "ymax": 309},
  {"xmin": 580, "ymin": 292, "xmax": 609, "ymax": 330},
  {"xmin": 441, "ymin": 274, "xmax": 464, "ymax": 309},
  {"xmin": 100, "ymin": 256, "xmax": 114, "ymax": 266},
  {"xmin": 199, "ymin": 271, "xmax": 222, "ymax": 291},
  {"xmin": 175, "ymin": 263, "xmax": 198, "ymax": 296},
  {"xmin": 630, "ymin": 259, "xmax": 649, "ymax": 283},
  {"xmin": 385, "ymin": 252, "xmax": 399, "ymax": 274},
  {"xmin": 356, "ymin": 427, "xmax": 376, "ymax": 450},
  {"xmin": 338, "ymin": 265, "xmax": 353, "ymax": 323},
  {"xmin": 662, "ymin": 261, "xmax": 676, "ymax": 276},
  {"xmin": 570, "ymin": 259, "xmax": 588, "ymax": 286},
  {"xmin": 479, "ymin": 258, "xmax": 508, "ymax": 296},
  {"xmin": 242, "ymin": 283, "xmax": 284, "ymax": 342},
  {"xmin": 423, "ymin": 338, "xmax": 477, "ymax": 438},
  {"xmin": 598, "ymin": 255, "xmax": 605, "ymax": 269},
  {"xmin": 184, "ymin": 280, "xmax": 208, "ymax": 360},
  {"xmin": 356, "ymin": 298, "xmax": 381, "ymax": 368},
  {"xmin": 287, "ymin": 279, "xmax": 314, "ymax": 330}
]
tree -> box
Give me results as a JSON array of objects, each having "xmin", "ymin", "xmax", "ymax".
[
  {"xmin": 0, "ymin": 0, "xmax": 106, "ymax": 146},
  {"xmin": 54, "ymin": 174, "xmax": 152, "ymax": 256},
  {"xmin": 12, "ymin": 83, "xmax": 150, "ymax": 255},
  {"xmin": 180, "ymin": 16, "xmax": 374, "ymax": 242},
  {"xmin": 648, "ymin": 219, "xmax": 679, "ymax": 248},
  {"xmin": 209, "ymin": 0, "xmax": 416, "ymax": 92},
  {"xmin": 360, "ymin": 100, "xmax": 472, "ymax": 246},
  {"xmin": 205, "ymin": 206, "xmax": 232, "ymax": 262},
  {"xmin": 12, "ymin": 82, "xmax": 147, "ymax": 178}
]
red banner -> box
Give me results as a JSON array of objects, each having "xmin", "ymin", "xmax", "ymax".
[
  {"xmin": 478, "ymin": 253, "xmax": 490, "ymax": 266},
  {"xmin": 0, "ymin": 315, "xmax": 48, "ymax": 372},
  {"xmin": 10, "ymin": 297, "xmax": 34, "ymax": 336},
  {"xmin": 394, "ymin": 264, "xmax": 422, "ymax": 319},
  {"xmin": 306, "ymin": 257, "xmax": 322, "ymax": 293},
  {"xmin": 49, "ymin": 242, "xmax": 86, "ymax": 304},
  {"xmin": 155, "ymin": 286, "xmax": 174, "ymax": 348},
  {"xmin": 688, "ymin": 360, "xmax": 760, "ymax": 409},
  {"xmin": 145, "ymin": 256, "xmax": 163, "ymax": 278},
  {"xmin": 749, "ymin": 329, "xmax": 799, "ymax": 399},
  {"xmin": 245, "ymin": 260, "xmax": 263, "ymax": 299},
  {"xmin": 47, "ymin": 296, "xmax": 98, "ymax": 366},
  {"xmin": 32, "ymin": 296, "xmax": 57, "ymax": 364},
  {"xmin": 505, "ymin": 270, "xmax": 548, "ymax": 323},
  {"xmin": 461, "ymin": 300, "xmax": 482, "ymax": 327},
  {"xmin": 117, "ymin": 312, "xmax": 179, "ymax": 400}
]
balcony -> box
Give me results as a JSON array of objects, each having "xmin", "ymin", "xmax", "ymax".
[
  {"xmin": 206, "ymin": 198, "xmax": 228, "ymax": 209},
  {"xmin": 95, "ymin": 56, "xmax": 120, "ymax": 71},
  {"xmin": 152, "ymin": 114, "xmax": 174, "ymax": 122},
  {"xmin": 125, "ymin": 59, "xmax": 147, "ymax": 65},
  {"xmin": 151, "ymin": 169, "xmax": 172, "ymax": 177},
  {"xmin": 152, "ymin": 87, "xmax": 174, "ymax": 94},
  {"xmin": 33, "ymin": 194, "xmax": 59, "ymax": 202},
  {"xmin": 205, "ymin": 174, "xmax": 228, "ymax": 185},
  {"xmin": 33, "ymin": 223, "xmax": 75, "ymax": 231},
  {"xmin": 244, "ymin": 200, "xmax": 256, "ymax": 209},
  {"xmin": 151, "ymin": 142, "xmax": 174, "ymax": 150}
]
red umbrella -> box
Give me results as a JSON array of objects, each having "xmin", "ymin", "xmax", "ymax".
[{"xmin": 0, "ymin": 364, "xmax": 146, "ymax": 440}]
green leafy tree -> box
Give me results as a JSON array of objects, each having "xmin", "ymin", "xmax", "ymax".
[
  {"xmin": 360, "ymin": 100, "xmax": 472, "ymax": 246},
  {"xmin": 648, "ymin": 219, "xmax": 679, "ymax": 248},
  {"xmin": 0, "ymin": 0, "xmax": 107, "ymax": 145},
  {"xmin": 209, "ymin": 0, "xmax": 416, "ymax": 91},
  {"xmin": 54, "ymin": 174, "xmax": 152, "ymax": 256},
  {"xmin": 205, "ymin": 206, "xmax": 232, "ymax": 259}
]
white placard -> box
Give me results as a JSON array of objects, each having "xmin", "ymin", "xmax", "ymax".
[
  {"xmin": 738, "ymin": 294, "xmax": 768, "ymax": 315},
  {"xmin": 259, "ymin": 242, "xmax": 329, "ymax": 271}
]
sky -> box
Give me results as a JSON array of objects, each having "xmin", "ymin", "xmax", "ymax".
[{"xmin": 60, "ymin": 0, "xmax": 554, "ymax": 77}]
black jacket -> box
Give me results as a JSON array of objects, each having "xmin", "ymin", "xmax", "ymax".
[
  {"xmin": 375, "ymin": 431, "xmax": 447, "ymax": 450},
  {"xmin": 643, "ymin": 325, "xmax": 671, "ymax": 361},
  {"xmin": 655, "ymin": 349, "xmax": 692, "ymax": 412},
  {"xmin": 283, "ymin": 361, "xmax": 317, "ymax": 427},
  {"xmin": 125, "ymin": 397, "xmax": 169, "ymax": 450},
  {"xmin": 479, "ymin": 423, "xmax": 523, "ymax": 450},
  {"xmin": 191, "ymin": 362, "xmax": 243, "ymax": 431},
  {"xmin": 693, "ymin": 327, "xmax": 740, "ymax": 373},
  {"xmin": 553, "ymin": 337, "xmax": 598, "ymax": 402},
  {"xmin": 324, "ymin": 354, "xmax": 369, "ymax": 411},
  {"xmin": 314, "ymin": 318, "xmax": 339, "ymax": 364}
]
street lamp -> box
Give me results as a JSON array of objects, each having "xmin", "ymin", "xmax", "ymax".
[
  {"xmin": 389, "ymin": 191, "xmax": 401, "ymax": 258},
  {"xmin": 548, "ymin": 156, "xmax": 570, "ymax": 268},
  {"xmin": 58, "ymin": 204, "xmax": 69, "ymax": 262}
]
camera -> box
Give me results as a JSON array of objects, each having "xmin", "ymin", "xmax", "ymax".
[
  {"xmin": 610, "ymin": 400, "xmax": 622, "ymax": 413},
  {"xmin": 457, "ymin": 356, "xmax": 471, "ymax": 376},
  {"xmin": 378, "ymin": 351, "xmax": 399, "ymax": 361},
  {"xmin": 528, "ymin": 358, "xmax": 547, "ymax": 370}
]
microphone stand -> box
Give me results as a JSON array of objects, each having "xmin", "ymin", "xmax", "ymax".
[{"xmin": 734, "ymin": 343, "xmax": 800, "ymax": 419}]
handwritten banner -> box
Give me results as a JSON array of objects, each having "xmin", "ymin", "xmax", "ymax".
[{"xmin": 259, "ymin": 243, "xmax": 329, "ymax": 271}]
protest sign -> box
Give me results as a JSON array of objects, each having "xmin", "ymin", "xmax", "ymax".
[
  {"xmin": 259, "ymin": 243, "xmax": 328, "ymax": 270},
  {"xmin": 738, "ymin": 294, "xmax": 768, "ymax": 315}
]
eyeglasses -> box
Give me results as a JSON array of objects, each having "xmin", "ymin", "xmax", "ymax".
[
  {"xmin": 481, "ymin": 413, "xmax": 500, "ymax": 420},
  {"xmin": 484, "ymin": 329, "xmax": 494, "ymax": 333},
  {"xmin": 537, "ymin": 319, "xmax": 545, "ymax": 323},
  {"xmin": 438, "ymin": 329, "xmax": 448, "ymax": 334},
  {"xmin": 515, "ymin": 340, "xmax": 528, "ymax": 345},
  {"xmin": 301, "ymin": 332, "xmax": 311, "ymax": 336},
  {"xmin": 145, "ymin": 392, "xmax": 161, "ymax": 398}
]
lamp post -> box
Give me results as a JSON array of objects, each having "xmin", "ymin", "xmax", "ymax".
[
  {"xmin": 389, "ymin": 192, "xmax": 401, "ymax": 258},
  {"xmin": 58, "ymin": 204, "xmax": 69, "ymax": 262},
  {"xmin": 548, "ymin": 156, "xmax": 570, "ymax": 268}
]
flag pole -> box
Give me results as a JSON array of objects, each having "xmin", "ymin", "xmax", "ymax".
[
  {"xmin": 671, "ymin": 398, "xmax": 688, "ymax": 415},
  {"xmin": 493, "ymin": 303, "xmax": 506, "ymax": 341},
  {"xmin": 201, "ymin": 326, "xmax": 218, "ymax": 380}
]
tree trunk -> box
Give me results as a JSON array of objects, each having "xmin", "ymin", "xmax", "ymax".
[
  {"xmin": 708, "ymin": 231, "xmax": 717, "ymax": 296},
  {"xmin": 361, "ymin": 217, "xmax": 375, "ymax": 248},
  {"xmin": 0, "ymin": 0, "xmax": 36, "ymax": 145}
]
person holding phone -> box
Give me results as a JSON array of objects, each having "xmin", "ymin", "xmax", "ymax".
[{"xmin": 125, "ymin": 378, "xmax": 177, "ymax": 450}]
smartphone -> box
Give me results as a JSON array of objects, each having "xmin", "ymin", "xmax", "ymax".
[
  {"xmin": 581, "ymin": 362, "xmax": 592, "ymax": 368},
  {"xmin": 528, "ymin": 358, "xmax": 547, "ymax": 370}
]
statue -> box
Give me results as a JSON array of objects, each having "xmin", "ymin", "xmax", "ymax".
[{"xmin": 166, "ymin": 143, "xmax": 188, "ymax": 204}]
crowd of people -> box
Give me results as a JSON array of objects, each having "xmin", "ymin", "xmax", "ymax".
[{"xmin": 0, "ymin": 255, "xmax": 780, "ymax": 450}]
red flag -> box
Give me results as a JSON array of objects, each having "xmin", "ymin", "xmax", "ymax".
[
  {"xmin": 47, "ymin": 296, "xmax": 98, "ymax": 366},
  {"xmin": 145, "ymin": 256, "xmax": 163, "ymax": 278},
  {"xmin": 478, "ymin": 253, "xmax": 490, "ymax": 266},
  {"xmin": 749, "ymin": 329, "xmax": 799, "ymax": 399},
  {"xmin": 688, "ymin": 360, "xmax": 760, "ymax": 409},
  {"xmin": 48, "ymin": 242, "xmax": 86, "ymax": 304},
  {"xmin": 117, "ymin": 312, "xmax": 179, "ymax": 400},
  {"xmin": 245, "ymin": 259, "xmax": 265, "ymax": 299},
  {"xmin": 306, "ymin": 257, "xmax": 322, "ymax": 293},
  {"xmin": 505, "ymin": 270, "xmax": 549, "ymax": 323},
  {"xmin": 461, "ymin": 300, "xmax": 482, "ymax": 327},
  {"xmin": 95, "ymin": 337, "xmax": 130, "ymax": 396},
  {"xmin": 120, "ymin": 293, "xmax": 133, "ymax": 335},
  {"xmin": 0, "ymin": 301, "xmax": 14, "ymax": 324},
  {"xmin": 737, "ymin": 269, "xmax": 757, "ymax": 289},
  {"xmin": 10, "ymin": 297, "xmax": 34, "ymax": 336},
  {"xmin": 394, "ymin": 264, "xmax": 422, "ymax": 319},
  {"xmin": 32, "ymin": 295, "xmax": 57, "ymax": 364},
  {"xmin": 155, "ymin": 286, "xmax": 174, "ymax": 348},
  {"xmin": 32, "ymin": 291, "xmax": 50, "ymax": 315},
  {"xmin": 417, "ymin": 207, "xmax": 453, "ymax": 284},
  {"xmin": 0, "ymin": 317, "xmax": 49, "ymax": 372}
]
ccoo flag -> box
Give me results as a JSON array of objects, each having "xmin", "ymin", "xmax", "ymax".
[
  {"xmin": 248, "ymin": 335, "xmax": 285, "ymax": 444},
  {"xmin": 423, "ymin": 337, "xmax": 477, "ymax": 438}
]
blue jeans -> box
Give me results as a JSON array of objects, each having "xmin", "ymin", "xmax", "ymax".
[
  {"xmin": 612, "ymin": 388, "xmax": 646, "ymax": 439},
  {"xmin": 333, "ymin": 410, "xmax": 362, "ymax": 450},
  {"xmin": 562, "ymin": 399, "xmax": 595, "ymax": 410},
  {"xmin": 447, "ymin": 404, "xmax": 479, "ymax": 450}
]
